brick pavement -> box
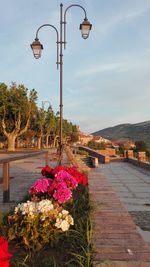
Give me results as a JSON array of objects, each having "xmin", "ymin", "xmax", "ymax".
[{"xmin": 89, "ymin": 170, "xmax": 150, "ymax": 267}]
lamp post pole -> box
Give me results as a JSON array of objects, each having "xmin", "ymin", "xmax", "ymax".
[
  {"xmin": 31, "ymin": 3, "xmax": 92, "ymax": 164},
  {"xmin": 59, "ymin": 3, "xmax": 63, "ymax": 161}
]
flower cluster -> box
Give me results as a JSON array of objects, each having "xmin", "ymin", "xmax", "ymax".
[
  {"xmin": 6, "ymin": 165, "xmax": 88, "ymax": 250},
  {"xmin": 0, "ymin": 236, "xmax": 12, "ymax": 267},
  {"xmin": 29, "ymin": 178, "xmax": 53, "ymax": 195},
  {"xmin": 40, "ymin": 165, "xmax": 87, "ymax": 186},
  {"xmin": 55, "ymin": 210, "xmax": 74, "ymax": 231},
  {"xmin": 14, "ymin": 199, "xmax": 54, "ymax": 218},
  {"xmin": 29, "ymin": 168, "xmax": 79, "ymax": 204},
  {"xmin": 65, "ymin": 167, "xmax": 87, "ymax": 186},
  {"xmin": 14, "ymin": 199, "xmax": 74, "ymax": 232}
]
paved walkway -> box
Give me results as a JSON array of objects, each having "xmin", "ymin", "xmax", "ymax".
[
  {"xmin": 0, "ymin": 151, "xmax": 57, "ymax": 212},
  {"xmin": 99, "ymin": 162, "xmax": 150, "ymax": 242},
  {"xmin": 89, "ymin": 162, "xmax": 150, "ymax": 266},
  {"xmin": 99, "ymin": 162, "xmax": 150, "ymax": 212},
  {"xmin": 1, "ymin": 152, "xmax": 150, "ymax": 266}
]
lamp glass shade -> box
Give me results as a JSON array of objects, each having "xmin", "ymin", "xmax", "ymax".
[
  {"xmin": 30, "ymin": 39, "xmax": 43, "ymax": 59},
  {"xmin": 80, "ymin": 19, "xmax": 92, "ymax": 39}
]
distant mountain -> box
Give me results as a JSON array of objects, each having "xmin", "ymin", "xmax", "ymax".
[{"xmin": 92, "ymin": 121, "xmax": 150, "ymax": 148}]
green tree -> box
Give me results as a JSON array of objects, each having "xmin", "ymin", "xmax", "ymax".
[
  {"xmin": 134, "ymin": 140, "xmax": 147, "ymax": 152},
  {"xmin": 0, "ymin": 82, "xmax": 38, "ymax": 151},
  {"xmin": 44, "ymin": 106, "xmax": 55, "ymax": 148},
  {"xmin": 34, "ymin": 108, "xmax": 46, "ymax": 149},
  {"xmin": 118, "ymin": 144, "xmax": 125, "ymax": 156},
  {"xmin": 70, "ymin": 124, "xmax": 79, "ymax": 143},
  {"xmin": 88, "ymin": 140, "xmax": 105, "ymax": 150}
]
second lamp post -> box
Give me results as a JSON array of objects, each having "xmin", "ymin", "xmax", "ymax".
[{"xmin": 31, "ymin": 3, "xmax": 92, "ymax": 163}]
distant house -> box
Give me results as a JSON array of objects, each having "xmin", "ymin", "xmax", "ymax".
[
  {"xmin": 93, "ymin": 136, "xmax": 112, "ymax": 144},
  {"xmin": 112, "ymin": 140, "xmax": 135, "ymax": 150},
  {"xmin": 78, "ymin": 132, "xmax": 93, "ymax": 145}
]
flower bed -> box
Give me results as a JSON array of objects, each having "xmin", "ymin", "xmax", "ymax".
[{"xmin": 0, "ymin": 165, "xmax": 92, "ymax": 266}]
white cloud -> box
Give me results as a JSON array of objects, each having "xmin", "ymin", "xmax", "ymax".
[
  {"xmin": 125, "ymin": 5, "xmax": 150, "ymax": 19},
  {"xmin": 93, "ymin": 2, "xmax": 150, "ymax": 42},
  {"xmin": 75, "ymin": 52, "xmax": 150, "ymax": 77},
  {"xmin": 76, "ymin": 63, "xmax": 122, "ymax": 76}
]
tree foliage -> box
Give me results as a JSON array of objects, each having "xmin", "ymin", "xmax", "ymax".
[
  {"xmin": 0, "ymin": 82, "xmax": 79, "ymax": 150},
  {"xmin": 0, "ymin": 82, "xmax": 37, "ymax": 133},
  {"xmin": 134, "ymin": 140, "xmax": 147, "ymax": 152},
  {"xmin": 87, "ymin": 140, "xmax": 105, "ymax": 150}
]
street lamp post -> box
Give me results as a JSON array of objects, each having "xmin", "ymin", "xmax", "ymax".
[{"xmin": 31, "ymin": 3, "xmax": 92, "ymax": 164}]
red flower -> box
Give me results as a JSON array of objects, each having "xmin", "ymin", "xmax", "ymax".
[
  {"xmin": 41, "ymin": 165, "xmax": 54, "ymax": 178},
  {"xmin": 52, "ymin": 166, "xmax": 66, "ymax": 176},
  {"xmin": 66, "ymin": 167, "xmax": 87, "ymax": 186},
  {"xmin": 0, "ymin": 236, "xmax": 12, "ymax": 267}
]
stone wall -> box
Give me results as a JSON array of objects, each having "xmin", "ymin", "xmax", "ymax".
[
  {"xmin": 124, "ymin": 150, "xmax": 150, "ymax": 171},
  {"xmin": 137, "ymin": 151, "xmax": 146, "ymax": 162},
  {"xmin": 78, "ymin": 146, "xmax": 110, "ymax": 163},
  {"xmin": 124, "ymin": 150, "xmax": 134, "ymax": 159},
  {"xmin": 126, "ymin": 158, "xmax": 150, "ymax": 171},
  {"xmin": 99, "ymin": 148, "xmax": 116, "ymax": 157}
]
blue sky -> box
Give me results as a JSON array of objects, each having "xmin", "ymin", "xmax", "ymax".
[{"xmin": 0, "ymin": 0, "xmax": 150, "ymax": 133}]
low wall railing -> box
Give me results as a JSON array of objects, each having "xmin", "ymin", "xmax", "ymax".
[
  {"xmin": 125, "ymin": 157, "xmax": 150, "ymax": 171},
  {"xmin": 77, "ymin": 145, "xmax": 109, "ymax": 163},
  {"xmin": 0, "ymin": 150, "xmax": 49, "ymax": 203}
]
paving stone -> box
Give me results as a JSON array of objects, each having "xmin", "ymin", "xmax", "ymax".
[{"xmin": 89, "ymin": 164, "xmax": 150, "ymax": 264}]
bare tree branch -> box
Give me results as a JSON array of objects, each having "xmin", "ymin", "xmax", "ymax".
[
  {"xmin": 1, "ymin": 118, "xmax": 9, "ymax": 138},
  {"xmin": 14, "ymin": 111, "xmax": 21, "ymax": 134},
  {"xmin": 18, "ymin": 114, "xmax": 30, "ymax": 137}
]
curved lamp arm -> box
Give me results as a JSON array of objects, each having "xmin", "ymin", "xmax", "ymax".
[
  {"xmin": 31, "ymin": 24, "xmax": 60, "ymax": 69},
  {"xmin": 63, "ymin": 4, "xmax": 91, "ymax": 49},
  {"xmin": 64, "ymin": 4, "xmax": 87, "ymax": 19}
]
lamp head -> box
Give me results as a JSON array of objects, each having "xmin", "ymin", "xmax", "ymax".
[
  {"xmin": 30, "ymin": 38, "xmax": 43, "ymax": 59},
  {"xmin": 80, "ymin": 18, "xmax": 92, "ymax": 39}
]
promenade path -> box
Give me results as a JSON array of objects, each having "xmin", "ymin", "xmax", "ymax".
[
  {"xmin": 1, "ymin": 152, "xmax": 150, "ymax": 266},
  {"xmin": 0, "ymin": 151, "xmax": 57, "ymax": 212},
  {"xmin": 89, "ymin": 162, "xmax": 150, "ymax": 267}
]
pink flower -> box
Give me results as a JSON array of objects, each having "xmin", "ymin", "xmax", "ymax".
[
  {"xmin": 0, "ymin": 236, "xmax": 12, "ymax": 267},
  {"xmin": 29, "ymin": 178, "xmax": 53, "ymax": 194},
  {"xmin": 28, "ymin": 165, "xmax": 86, "ymax": 204},
  {"xmin": 56, "ymin": 170, "xmax": 78, "ymax": 189},
  {"xmin": 53, "ymin": 183, "xmax": 72, "ymax": 204}
]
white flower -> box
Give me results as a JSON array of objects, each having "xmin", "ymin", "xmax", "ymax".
[
  {"xmin": 58, "ymin": 213, "xmax": 62, "ymax": 219},
  {"xmin": 62, "ymin": 210, "xmax": 69, "ymax": 216},
  {"xmin": 15, "ymin": 199, "xmax": 54, "ymax": 216},
  {"xmin": 60, "ymin": 220, "xmax": 70, "ymax": 231},
  {"xmin": 55, "ymin": 219, "xmax": 62, "ymax": 229},
  {"xmin": 66, "ymin": 215, "xmax": 74, "ymax": 225},
  {"xmin": 15, "ymin": 201, "xmax": 36, "ymax": 216},
  {"xmin": 37, "ymin": 199, "xmax": 54, "ymax": 214},
  {"xmin": 14, "ymin": 199, "xmax": 74, "ymax": 232}
]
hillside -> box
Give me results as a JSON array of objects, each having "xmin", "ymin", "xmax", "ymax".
[{"xmin": 92, "ymin": 121, "xmax": 150, "ymax": 148}]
